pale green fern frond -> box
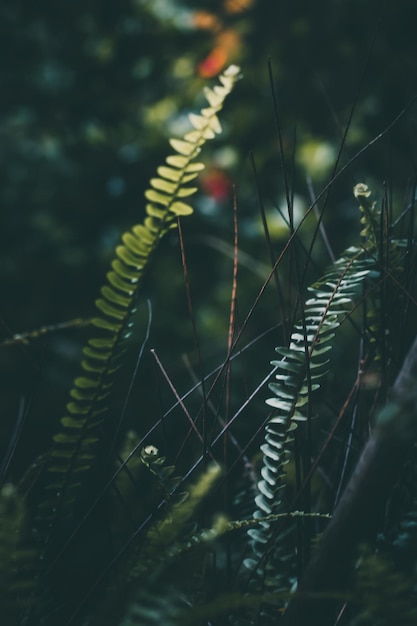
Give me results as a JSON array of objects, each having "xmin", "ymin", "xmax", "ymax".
[
  {"xmin": 245, "ymin": 184, "xmax": 390, "ymax": 616},
  {"xmin": 27, "ymin": 65, "xmax": 240, "ymax": 626}
]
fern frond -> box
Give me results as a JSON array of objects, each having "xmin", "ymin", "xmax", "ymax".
[
  {"xmin": 32, "ymin": 66, "xmax": 240, "ymax": 542},
  {"xmin": 130, "ymin": 461, "xmax": 221, "ymax": 577},
  {"xmin": 92, "ymin": 464, "xmax": 222, "ymax": 626},
  {"xmin": 247, "ymin": 252, "xmax": 375, "ymax": 583},
  {"xmin": 246, "ymin": 184, "xmax": 386, "ymax": 613},
  {"xmin": 26, "ymin": 66, "xmax": 240, "ymax": 626}
]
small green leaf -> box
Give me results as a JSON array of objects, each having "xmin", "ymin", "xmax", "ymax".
[
  {"xmin": 145, "ymin": 203, "xmax": 166, "ymax": 219},
  {"xmin": 215, "ymin": 85, "xmax": 230, "ymax": 100},
  {"xmin": 170, "ymin": 201, "xmax": 194, "ymax": 216},
  {"xmin": 157, "ymin": 165, "xmax": 182, "ymax": 182},
  {"xmin": 273, "ymin": 373, "xmax": 298, "ymax": 387},
  {"xmin": 166, "ymin": 154, "xmax": 188, "ymax": 169},
  {"xmin": 61, "ymin": 416, "xmax": 84, "ymax": 429},
  {"xmin": 115, "ymin": 245, "xmax": 145, "ymax": 268},
  {"xmin": 248, "ymin": 527, "xmax": 269, "ymax": 543},
  {"xmin": 83, "ymin": 345, "xmax": 112, "ymax": 360},
  {"xmin": 74, "ymin": 377, "xmax": 101, "ymax": 389},
  {"xmin": 150, "ymin": 177, "xmax": 177, "ymax": 194},
  {"xmin": 265, "ymin": 398, "xmax": 293, "ymax": 411},
  {"xmin": 176, "ymin": 186, "xmax": 198, "ymax": 197},
  {"xmin": 182, "ymin": 172, "xmax": 200, "ymax": 183},
  {"xmin": 266, "ymin": 415, "xmax": 290, "ymax": 426},
  {"xmin": 201, "ymin": 106, "xmax": 216, "ymax": 118},
  {"xmin": 183, "ymin": 129, "xmax": 204, "ymax": 144},
  {"xmin": 131, "ymin": 224, "xmax": 157, "ymax": 244},
  {"xmin": 111, "ymin": 259, "xmax": 140, "ymax": 281},
  {"xmin": 88, "ymin": 336, "xmax": 115, "ymax": 349},
  {"xmin": 271, "ymin": 360, "xmax": 303, "ymax": 373},
  {"xmin": 290, "ymin": 332, "xmax": 312, "ymax": 343},
  {"xmin": 70, "ymin": 388, "xmax": 96, "ymax": 401},
  {"xmin": 101, "ymin": 285, "xmax": 131, "ymax": 307},
  {"xmin": 144, "ymin": 188, "xmax": 171, "ymax": 206},
  {"xmin": 91, "ymin": 317, "xmax": 120, "ymax": 333},
  {"xmin": 169, "ymin": 138, "xmax": 196, "ymax": 156},
  {"xmin": 81, "ymin": 359, "xmax": 105, "ymax": 373},
  {"xmin": 189, "ymin": 113, "xmax": 207, "ymax": 130},
  {"xmin": 258, "ymin": 480, "xmax": 274, "ymax": 500},
  {"xmin": 223, "ymin": 64, "xmax": 241, "ymax": 78},
  {"xmin": 208, "ymin": 115, "xmax": 221, "ymax": 134},
  {"xmin": 274, "ymin": 347, "xmax": 305, "ymax": 360},
  {"xmin": 106, "ymin": 271, "xmax": 135, "ymax": 294},
  {"xmin": 70, "ymin": 388, "xmax": 110, "ymax": 403},
  {"xmin": 310, "ymin": 345, "xmax": 333, "ymax": 356},
  {"xmin": 53, "ymin": 433, "xmax": 80, "ymax": 444},
  {"xmin": 185, "ymin": 162, "xmax": 205, "ymax": 173},
  {"xmin": 50, "ymin": 449, "xmax": 76, "ymax": 459},
  {"xmin": 143, "ymin": 215, "xmax": 162, "ymax": 234},
  {"xmin": 122, "ymin": 232, "xmax": 151, "ymax": 257},
  {"xmin": 95, "ymin": 298, "xmax": 126, "ymax": 321},
  {"xmin": 268, "ymin": 383, "xmax": 295, "ymax": 400},
  {"xmin": 261, "ymin": 443, "xmax": 281, "ymax": 462},
  {"xmin": 295, "ymin": 395, "xmax": 309, "ymax": 407},
  {"xmin": 65, "ymin": 401, "xmax": 92, "ymax": 415},
  {"xmin": 204, "ymin": 87, "xmax": 223, "ymax": 108},
  {"xmin": 201, "ymin": 127, "xmax": 216, "ymax": 140},
  {"xmin": 292, "ymin": 412, "xmax": 307, "ymax": 422}
]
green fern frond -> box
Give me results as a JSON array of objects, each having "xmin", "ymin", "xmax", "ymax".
[
  {"xmin": 130, "ymin": 461, "xmax": 221, "ymax": 577},
  {"xmin": 96, "ymin": 464, "xmax": 223, "ymax": 626},
  {"xmin": 247, "ymin": 251, "xmax": 375, "ymax": 582},
  {"xmin": 246, "ymin": 184, "xmax": 388, "ymax": 611},
  {"xmin": 32, "ymin": 66, "xmax": 241, "ymax": 550}
]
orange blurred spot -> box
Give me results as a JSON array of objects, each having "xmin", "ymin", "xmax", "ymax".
[
  {"xmin": 224, "ymin": 0, "xmax": 254, "ymax": 13},
  {"xmin": 197, "ymin": 29, "xmax": 241, "ymax": 78},
  {"xmin": 198, "ymin": 47, "xmax": 228, "ymax": 78},
  {"xmin": 192, "ymin": 10, "xmax": 221, "ymax": 32}
]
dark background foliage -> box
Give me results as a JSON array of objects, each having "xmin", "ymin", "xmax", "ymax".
[{"xmin": 1, "ymin": 0, "xmax": 417, "ymax": 477}]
